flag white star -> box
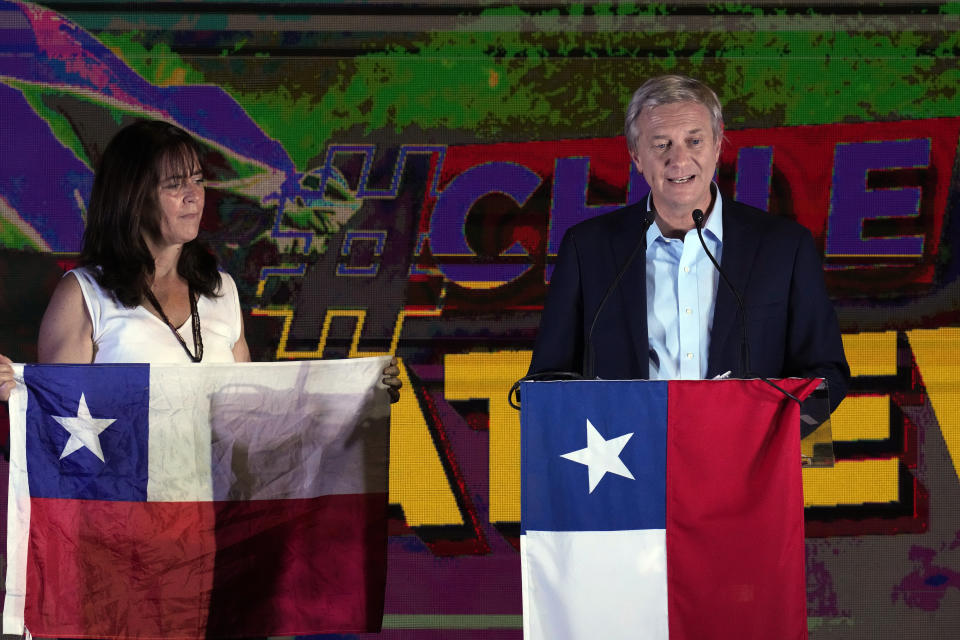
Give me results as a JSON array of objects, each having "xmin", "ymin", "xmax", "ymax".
[
  {"xmin": 52, "ymin": 393, "xmax": 116, "ymax": 463},
  {"xmin": 561, "ymin": 418, "xmax": 635, "ymax": 493}
]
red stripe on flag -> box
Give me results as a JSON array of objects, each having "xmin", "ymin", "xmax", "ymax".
[
  {"xmin": 665, "ymin": 379, "xmax": 819, "ymax": 640},
  {"xmin": 26, "ymin": 498, "xmax": 215, "ymax": 638},
  {"xmin": 25, "ymin": 492, "xmax": 387, "ymax": 639},
  {"xmin": 207, "ymin": 492, "xmax": 387, "ymax": 637}
]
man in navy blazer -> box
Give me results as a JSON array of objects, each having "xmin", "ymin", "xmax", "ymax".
[{"xmin": 528, "ymin": 75, "xmax": 850, "ymax": 411}]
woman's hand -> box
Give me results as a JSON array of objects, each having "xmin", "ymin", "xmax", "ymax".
[
  {"xmin": 382, "ymin": 357, "xmax": 402, "ymax": 403},
  {"xmin": 0, "ymin": 354, "xmax": 16, "ymax": 402}
]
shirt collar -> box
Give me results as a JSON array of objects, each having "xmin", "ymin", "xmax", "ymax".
[
  {"xmin": 702, "ymin": 187, "xmax": 724, "ymax": 244},
  {"xmin": 644, "ymin": 184, "xmax": 724, "ymax": 248}
]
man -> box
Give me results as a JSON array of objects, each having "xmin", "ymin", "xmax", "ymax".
[{"xmin": 528, "ymin": 74, "xmax": 850, "ymax": 411}]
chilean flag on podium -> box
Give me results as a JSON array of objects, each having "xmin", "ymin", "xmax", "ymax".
[
  {"xmin": 4, "ymin": 358, "xmax": 391, "ymax": 639},
  {"xmin": 520, "ymin": 378, "xmax": 820, "ymax": 640}
]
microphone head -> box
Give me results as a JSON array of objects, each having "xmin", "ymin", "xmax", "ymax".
[
  {"xmin": 692, "ymin": 209, "xmax": 705, "ymax": 227},
  {"xmin": 644, "ymin": 207, "xmax": 657, "ymax": 226}
]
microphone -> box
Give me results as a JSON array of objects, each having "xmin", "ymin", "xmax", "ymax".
[
  {"xmin": 583, "ymin": 207, "xmax": 658, "ymax": 379},
  {"xmin": 508, "ymin": 207, "xmax": 656, "ymax": 410},
  {"xmin": 692, "ymin": 208, "xmax": 752, "ymax": 378},
  {"xmin": 510, "ymin": 206, "xmax": 797, "ymax": 409},
  {"xmin": 693, "ymin": 209, "xmax": 801, "ymax": 404}
]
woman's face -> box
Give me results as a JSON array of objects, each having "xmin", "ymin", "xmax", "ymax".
[{"xmin": 152, "ymin": 153, "xmax": 205, "ymax": 249}]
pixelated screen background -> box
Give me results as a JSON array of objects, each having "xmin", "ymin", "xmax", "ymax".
[{"xmin": 1, "ymin": 1, "xmax": 959, "ymax": 638}]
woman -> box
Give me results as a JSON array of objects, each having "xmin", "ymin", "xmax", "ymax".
[{"xmin": 0, "ymin": 119, "xmax": 400, "ymax": 398}]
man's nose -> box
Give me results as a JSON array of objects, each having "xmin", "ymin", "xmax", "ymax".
[{"xmin": 666, "ymin": 144, "xmax": 690, "ymax": 165}]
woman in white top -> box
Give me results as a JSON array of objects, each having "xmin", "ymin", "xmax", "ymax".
[{"xmin": 0, "ymin": 120, "xmax": 400, "ymax": 398}]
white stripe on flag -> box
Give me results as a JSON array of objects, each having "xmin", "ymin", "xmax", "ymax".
[
  {"xmin": 147, "ymin": 357, "xmax": 389, "ymax": 501},
  {"xmin": 4, "ymin": 364, "xmax": 30, "ymax": 636},
  {"xmin": 521, "ymin": 529, "xmax": 668, "ymax": 640}
]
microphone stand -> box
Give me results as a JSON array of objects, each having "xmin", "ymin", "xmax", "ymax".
[
  {"xmin": 583, "ymin": 208, "xmax": 657, "ymax": 379},
  {"xmin": 692, "ymin": 208, "xmax": 750, "ymax": 379},
  {"xmin": 692, "ymin": 209, "xmax": 799, "ymax": 405},
  {"xmin": 510, "ymin": 207, "xmax": 800, "ymax": 409},
  {"xmin": 509, "ymin": 208, "xmax": 657, "ymax": 410}
]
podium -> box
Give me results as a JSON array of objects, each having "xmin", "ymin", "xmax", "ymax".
[{"xmin": 518, "ymin": 378, "xmax": 830, "ymax": 640}]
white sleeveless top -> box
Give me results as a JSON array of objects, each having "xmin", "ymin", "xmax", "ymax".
[{"xmin": 71, "ymin": 266, "xmax": 242, "ymax": 364}]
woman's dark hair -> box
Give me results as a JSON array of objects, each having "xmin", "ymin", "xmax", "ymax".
[{"xmin": 80, "ymin": 119, "xmax": 221, "ymax": 307}]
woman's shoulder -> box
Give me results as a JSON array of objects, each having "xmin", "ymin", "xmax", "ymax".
[
  {"xmin": 51, "ymin": 268, "xmax": 86, "ymax": 300},
  {"xmin": 218, "ymin": 269, "xmax": 237, "ymax": 287},
  {"xmin": 66, "ymin": 264, "xmax": 101, "ymax": 285},
  {"xmin": 65, "ymin": 265, "xmax": 115, "ymax": 301},
  {"xmin": 37, "ymin": 267, "xmax": 96, "ymax": 363},
  {"xmin": 214, "ymin": 270, "xmax": 238, "ymax": 298}
]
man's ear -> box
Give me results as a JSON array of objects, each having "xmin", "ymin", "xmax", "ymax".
[{"xmin": 629, "ymin": 152, "xmax": 643, "ymax": 176}]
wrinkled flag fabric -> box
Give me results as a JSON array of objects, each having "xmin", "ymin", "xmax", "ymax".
[
  {"xmin": 4, "ymin": 357, "xmax": 390, "ymax": 639},
  {"xmin": 520, "ymin": 378, "xmax": 820, "ymax": 640}
]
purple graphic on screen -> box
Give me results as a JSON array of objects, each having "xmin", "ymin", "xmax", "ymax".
[
  {"xmin": 735, "ymin": 146, "xmax": 774, "ymax": 212},
  {"xmin": 429, "ymin": 161, "xmax": 541, "ymax": 285},
  {"xmin": 891, "ymin": 544, "xmax": 960, "ymax": 611},
  {"xmin": 545, "ymin": 160, "xmax": 649, "ymax": 280},
  {"xmin": 0, "ymin": 0, "xmax": 338, "ymax": 253},
  {"xmin": 826, "ymin": 138, "xmax": 929, "ymax": 258},
  {"xmin": 0, "ymin": 82, "xmax": 90, "ymax": 250}
]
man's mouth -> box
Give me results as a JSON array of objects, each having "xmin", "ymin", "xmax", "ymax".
[{"xmin": 668, "ymin": 175, "xmax": 695, "ymax": 184}]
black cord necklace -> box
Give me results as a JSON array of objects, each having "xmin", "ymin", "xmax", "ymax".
[{"xmin": 143, "ymin": 285, "xmax": 203, "ymax": 363}]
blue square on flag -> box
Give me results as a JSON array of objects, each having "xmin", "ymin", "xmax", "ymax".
[
  {"xmin": 24, "ymin": 363, "xmax": 150, "ymax": 501},
  {"xmin": 521, "ymin": 380, "xmax": 667, "ymax": 532}
]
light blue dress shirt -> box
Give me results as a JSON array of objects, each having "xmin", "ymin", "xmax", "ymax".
[{"xmin": 645, "ymin": 189, "xmax": 724, "ymax": 380}]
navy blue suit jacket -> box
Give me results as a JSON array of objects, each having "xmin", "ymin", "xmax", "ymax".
[{"xmin": 528, "ymin": 199, "xmax": 850, "ymax": 410}]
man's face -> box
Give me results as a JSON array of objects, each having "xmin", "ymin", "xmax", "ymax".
[{"xmin": 630, "ymin": 101, "xmax": 720, "ymax": 219}]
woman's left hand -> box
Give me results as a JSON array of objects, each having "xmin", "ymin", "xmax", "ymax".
[
  {"xmin": 382, "ymin": 357, "xmax": 402, "ymax": 403},
  {"xmin": 0, "ymin": 354, "xmax": 15, "ymax": 403}
]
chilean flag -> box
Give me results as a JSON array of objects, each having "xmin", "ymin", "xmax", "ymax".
[
  {"xmin": 520, "ymin": 378, "xmax": 820, "ymax": 640},
  {"xmin": 4, "ymin": 357, "xmax": 390, "ymax": 639}
]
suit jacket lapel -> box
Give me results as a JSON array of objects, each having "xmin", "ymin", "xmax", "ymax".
[
  {"xmin": 608, "ymin": 205, "xmax": 650, "ymax": 380},
  {"xmin": 707, "ymin": 203, "xmax": 761, "ymax": 377}
]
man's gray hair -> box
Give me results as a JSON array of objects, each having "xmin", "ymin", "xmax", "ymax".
[{"xmin": 624, "ymin": 75, "xmax": 724, "ymax": 155}]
